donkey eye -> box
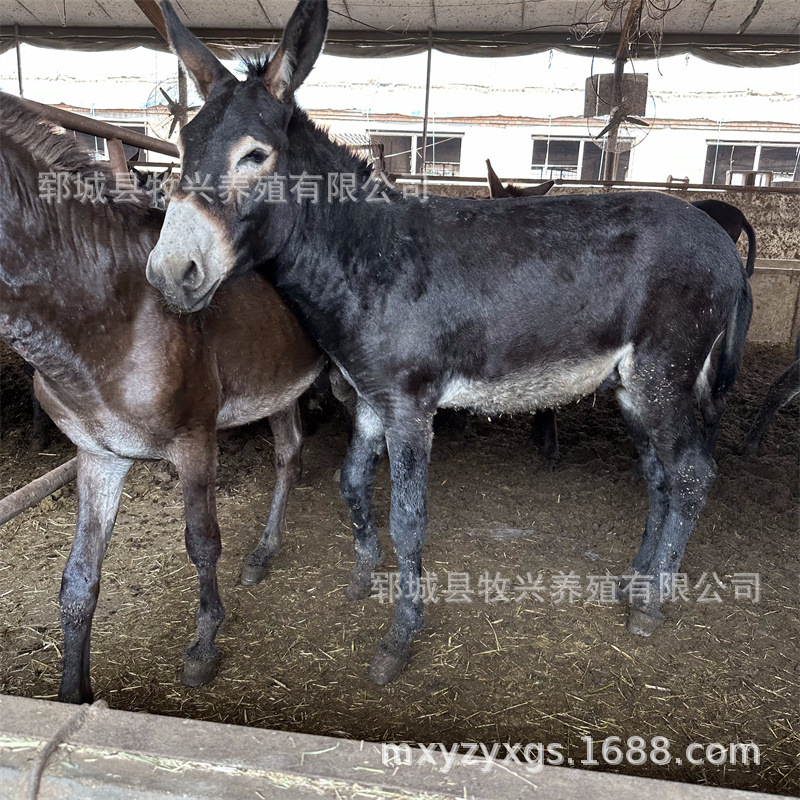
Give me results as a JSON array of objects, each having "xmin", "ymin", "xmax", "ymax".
[{"xmin": 240, "ymin": 149, "xmax": 269, "ymax": 166}]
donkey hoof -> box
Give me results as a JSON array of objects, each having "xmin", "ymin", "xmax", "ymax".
[
  {"xmin": 182, "ymin": 654, "xmax": 221, "ymax": 687},
  {"xmin": 368, "ymin": 645, "xmax": 410, "ymax": 686},
  {"xmin": 626, "ymin": 607, "xmax": 664, "ymax": 637},
  {"xmin": 345, "ymin": 563, "xmax": 376, "ymax": 601},
  {"xmin": 58, "ymin": 686, "xmax": 93, "ymax": 705},
  {"xmin": 240, "ymin": 561, "xmax": 270, "ymax": 586},
  {"xmin": 345, "ymin": 575, "xmax": 373, "ymax": 601}
]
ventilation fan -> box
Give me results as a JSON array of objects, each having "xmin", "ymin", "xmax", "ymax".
[
  {"xmin": 584, "ymin": 69, "xmax": 655, "ymax": 155},
  {"xmin": 145, "ymin": 76, "xmax": 202, "ymax": 138}
]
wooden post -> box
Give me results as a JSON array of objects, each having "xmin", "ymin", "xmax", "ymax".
[
  {"xmin": 602, "ymin": 56, "xmax": 625, "ymax": 182},
  {"xmin": 106, "ymin": 137, "xmax": 134, "ymax": 190},
  {"xmin": 602, "ymin": 0, "xmax": 644, "ymax": 182}
]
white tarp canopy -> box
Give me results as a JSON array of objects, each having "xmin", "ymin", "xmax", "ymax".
[{"xmin": 1, "ymin": 0, "xmax": 798, "ymax": 65}]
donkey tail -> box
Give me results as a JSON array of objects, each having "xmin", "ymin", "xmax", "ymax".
[
  {"xmin": 741, "ymin": 217, "xmax": 757, "ymax": 278},
  {"xmin": 713, "ymin": 278, "xmax": 753, "ymax": 399}
]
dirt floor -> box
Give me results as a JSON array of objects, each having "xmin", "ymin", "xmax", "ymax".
[{"xmin": 1, "ymin": 341, "xmax": 797, "ymax": 796}]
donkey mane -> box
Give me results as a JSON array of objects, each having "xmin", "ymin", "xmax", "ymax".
[
  {"xmin": 1, "ymin": 93, "xmax": 104, "ymax": 175},
  {"xmin": 288, "ymin": 104, "xmax": 377, "ymax": 186},
  {"xmin": 241, "ymin": 51, "xmax": 278, "ymax": 80},
  {"xmin": 0, "ymin": 91, "xmax": 153, "ymax": 221}
]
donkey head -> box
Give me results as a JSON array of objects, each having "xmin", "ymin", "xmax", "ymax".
[{"xmin": 146, "ymin": 0, "xmax": 328, "ymax": 312}]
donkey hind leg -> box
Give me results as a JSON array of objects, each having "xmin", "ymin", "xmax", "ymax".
[
  {"xmin": 528, "ymin": 408, "xmax": 559, "ymax": 470},
  {"xmin": 740, "ymin": 357, "xmax": 800, "ymax": 460},
  {"xmin": 693, "ymin": 340, "xmax": 727, "ymax": 454},
  {"xmin": 172, "ymin": 436, "xmax": 225, "ymax": 687},
  {"xmin": 615, "ymin": 398, "xmax": 668, "ymax": 589},
  {"xmin": 620, "ymin": 388, "xmax": 716, "ymax": 637},
  {"xmin": 241, "ymin": 402, "xmax": 303, "ymax": 585},
  {"xmin": 369, "ymin": 408, "xmax": 433, "ymax": 686},
  {"xmin": 340, "ymin": 399, "xmax": 386, "ymax": 600},
  {"xmin": 59, "ymin": 449, "xmax": 132, "ymax": 704}
]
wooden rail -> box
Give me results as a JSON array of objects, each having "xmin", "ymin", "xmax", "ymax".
[
  {"xmin": 12, "ymin": 95, "xmax": 179, "ymax": 159},
  {"xmin": 0, "ymin": 458, "xmax": 77, "ymax": 526}
]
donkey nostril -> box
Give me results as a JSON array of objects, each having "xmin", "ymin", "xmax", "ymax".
[{"xmin": 182, "ymin": 260, "xmax": 204, "ymax": 290}]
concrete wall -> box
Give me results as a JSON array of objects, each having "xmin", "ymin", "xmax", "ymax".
[
  {"xmin": 0, "ymin": 694, "xmax": 786, "ymax": 800},
  {"xmin": 749, "ymin": 262, "xmax": 800, "ymax": 344}
]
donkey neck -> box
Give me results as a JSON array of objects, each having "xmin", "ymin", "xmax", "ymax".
[
  {"xmin": 0, "ymin": 187, "xmax": 162, "ymax": 387},
  {"xmin": 286, "ymin": 107, "xmax": 375, "ymax": 183},
  {"xmin": 263, "ymin": 111, "xmax": 409, "ymax": 347}
]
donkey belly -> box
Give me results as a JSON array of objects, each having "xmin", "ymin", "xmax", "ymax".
[
  {"xmin": 34, "ymin": 375, "xmax": 172, "ymax": 460},
  {"xmin": 438, "ymin": 345, "xmax": 632, "ymax": 414},
  {"xmin": 216, "ymin": 362, "xmax": 322, "ymax": 429}
]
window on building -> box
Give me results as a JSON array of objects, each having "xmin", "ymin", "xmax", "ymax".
[
  {"xmin": 758, "ymin": 145, "xmax": 800, "ymax": 182},
  {"xmin": 370, "ymin": 134, "xmax": 413, "ymax": 174},
  {"xmin": 704, "ymin": 142, "xmax": 800, "ymax": 184},
  {"xmin": 416, "ymin": 135, "xmax": 462, "ymax": 176},
  {"xmin": 70, "ymin": 124, "xmax": 148, "ymax": 162},
  {"xmin": 531, "ymin": 137, "xmax": 630, "ymax": 181},
  {"xmin": 370, "ymin": 132, "xmax": 462, "ymax": 175},
  {"xmin": 532, "ymin": 138, "xmax": 579, "ymax": 179}
]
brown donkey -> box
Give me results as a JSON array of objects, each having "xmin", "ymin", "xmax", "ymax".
[{"xmin": 0, "ymin": 94, "xmax": 323, "ymax": 703}]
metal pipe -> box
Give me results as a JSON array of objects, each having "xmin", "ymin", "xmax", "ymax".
[
  {"xmin": 14, "ymin": 24, "xmax": 23, "ymax": 97},
  {"xmin": 420, "ymin": 29, "xmax": 433, "ymax": 184},
  {"xmin": 389, "ymin": 174, "xmax": 799, "ymax": 193},
  {"xmin": 13, "ymin": 96, "xmax": 179, "ymax": 159}
]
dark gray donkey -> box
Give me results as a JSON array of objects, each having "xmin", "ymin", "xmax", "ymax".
[
  {"xmin": 740, "ymin": 335, "xmax": 799, "ymax": 459},
  {"xmin": 146, "ymin": 0, "xmax": 752, "ymax": 685}
]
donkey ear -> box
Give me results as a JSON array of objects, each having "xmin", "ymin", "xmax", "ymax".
[
  {"xmin": 520, "ymin": 179, "xmax": 555, "ymax": 197},
  {"xmin": 486, "ymin": 159, "xmax": 508, "ymax": 199},
  {"xmin": 264, "ymin": 0, "xmax": 328, "ymax": 101},
  {"xmin": 160, "ymin": 0, "xmax": 234, "ymax": 100}
]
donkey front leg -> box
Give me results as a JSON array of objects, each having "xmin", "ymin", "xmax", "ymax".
[
  {"xmin": 241, "ymin": 402, "xmax": 303, "ymax": 585},
  {"xmin": 368, "ymin": 410, "xmax": 433, "ymax": 686},
  {"xmin": 340, "ymin": 399, "xmax": 386, "ymax": 600},
  {"xmin": 59, "ymin": 449, "xmax": 132, "ymax": 704},
  {"xmin": 172, "ymin": 436, "xmax": 225, "ymax": 687},
  {"xmin": 528, "ymin": 408, "xmax": 559, "ymax": 471}
]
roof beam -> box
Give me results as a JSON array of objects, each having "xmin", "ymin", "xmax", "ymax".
[
  {"xmin": 738, "ymin": 0, "xmax": 766, "ymax": 34},
  {"xmin": 132, "ymin": 0, "xmax": 168, "ymax": 43}
]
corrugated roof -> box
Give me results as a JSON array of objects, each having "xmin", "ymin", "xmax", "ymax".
[
  {"xmin": 1, "ymin": 1, "xmax": 797, "ymax": 64},
  {"xmin": 1, "ymin": 0, "xmax": 794, "ymax": 36}
]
